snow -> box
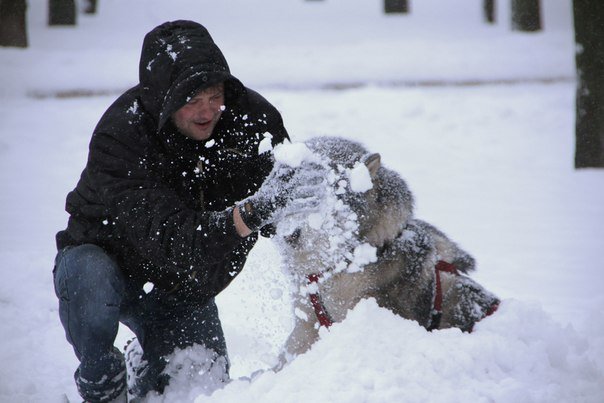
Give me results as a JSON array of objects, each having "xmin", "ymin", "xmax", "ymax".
[
  {"xmin": 1, "ymin": 0, "xmax": 603, "ymax": 402},
  {"xmin": 143, "ymin": 282, "xmax": 154, "ymax": 294},
  {"xmin": 348, "ymin": 162, "xmax": 373, "ymax": 193},
  {"xmin": 257, "ymin": 132, "xmax": 273, "ymax": 154},
  {"xmin": 272, "ymin": 144, "xmax": 374, "ymax": 279},
  {"xmin": 273, "ymin": 142, "xmax": 317, "ymax": 168},
  {"xmin": 205, "ymin": 299, "xmax": 602, "ymax": 403},
  {"xmin": 345, "ymin": 243, "xmax": 378, "ymax": 274}
]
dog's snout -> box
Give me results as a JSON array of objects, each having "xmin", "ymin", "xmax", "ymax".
[{"xmin": 284, "ymin": 228, "xmax": 302, "ymax": 245}]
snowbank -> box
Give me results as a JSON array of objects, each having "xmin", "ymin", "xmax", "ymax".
[{"xmin": 203, "ymin": 299, "xmax": 604, "ymax": 403}]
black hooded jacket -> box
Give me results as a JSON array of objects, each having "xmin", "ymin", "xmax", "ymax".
[{"xmin": 56, "ymin": 21, "xmax": 289, "ymax": 305}]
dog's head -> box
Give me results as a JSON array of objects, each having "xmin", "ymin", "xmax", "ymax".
[{"xmin": 273, "ymin": 137, "xmax": 414, "ymax": 277}]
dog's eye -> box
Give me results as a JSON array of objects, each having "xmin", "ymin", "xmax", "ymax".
[{"xmin": 284, "ymin": 228, "xmax": 301, "ymax": 245}]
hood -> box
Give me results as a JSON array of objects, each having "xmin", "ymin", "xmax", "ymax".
[{"xmin": 138, "ymin": 20, "xmax": 244, "ymax": 132}]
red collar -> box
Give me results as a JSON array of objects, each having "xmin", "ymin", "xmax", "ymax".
[
  {"xmin": 426, "ymin": 260, "xmax": 459, "ymax": 331},
  {"xmin": 307, "ymin": 274, "xmax": 334, "ymax": 328}
]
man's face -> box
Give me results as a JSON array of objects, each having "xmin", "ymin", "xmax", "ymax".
[{"xmin": 172, "ymin": 83, "xmax": 225, "ymax": 141}]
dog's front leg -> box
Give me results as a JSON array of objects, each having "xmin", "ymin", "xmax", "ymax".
[{"xmin": 274, "ymin": 301, "xmax": 320, "ymax": 371}]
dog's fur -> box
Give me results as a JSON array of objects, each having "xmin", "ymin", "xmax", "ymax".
[{"xmin": 273, "ymin": 137, "xmax": 499, "ymax": 363}]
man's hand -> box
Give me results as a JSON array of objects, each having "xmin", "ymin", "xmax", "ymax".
[{"xmin": 236, "ymin": 162, "xmax": 327, "ymax": 234}]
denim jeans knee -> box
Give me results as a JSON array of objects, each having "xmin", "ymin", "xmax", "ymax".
[
  {"xmin": 54, "ymin": 244, "xmax": 126, "ymax": 359},
  {"xmin": 54, "ymin": 244, "xmax": 127, "ymax": 401},
  {"xmin": 122, "ymin": 297, "xmax": 229, "ymax": 398}
]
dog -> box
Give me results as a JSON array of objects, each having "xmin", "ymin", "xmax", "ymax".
[{"xmin": 271, "ymin": 136, "xmax": 500, "ymax": 364}]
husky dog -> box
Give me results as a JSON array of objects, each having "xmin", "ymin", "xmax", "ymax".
[{"xmin": 273, "ymin": 137, "xmax": 499, "ymax": 362}]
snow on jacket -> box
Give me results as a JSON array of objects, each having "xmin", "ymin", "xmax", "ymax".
[{"xmin": 56, "ymin": 20, "xmax": 289, "ymax": 304}]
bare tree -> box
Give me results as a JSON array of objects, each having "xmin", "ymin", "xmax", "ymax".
[
  {"xmin": 511, "ymin": 0, "xmax": 541, "ymax": 32},
  {"xmin": 574, "ymin": 0, "xmax": 604, "ymax": 168},
  {"xmin": 385, "ymin": 0, "xmax": 409, "ymax": 14},
  {"xmin": 49, "ymin": 0, "xmax": 76, "ymax": 26},
  {"xmin": 83, "ymin": 0, "xmax": 97, "ymax": 14},
  {"xmin": 484, "ymin": 0, "xmax": 495, "ymax": 24},
  {"xmin": 0, "ymin": 0, "xmax": 28, "ymax": 47}
]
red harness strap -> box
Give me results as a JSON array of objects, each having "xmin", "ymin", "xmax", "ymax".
[
  {"xmin": 427, "ymin": 260, "xmax": 459, "ymax": 331},
  {"xmin": 307, "ymin": 274, "xmax": 334, "ymax": 328},
  {"xmin": 433, "ymin": 260, "xmax": 459, "ymax": 313},
  {"xmin": 429, "ymin": 260, "xmax": 499, "ymax": 332}
]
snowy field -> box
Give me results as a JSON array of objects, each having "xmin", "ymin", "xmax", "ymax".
[{"xmin": 1, "ymin": 0, "xmax": 603, "ymax": 402}]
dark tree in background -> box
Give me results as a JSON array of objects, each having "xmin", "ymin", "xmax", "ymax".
[
  {"xmin": 484, "ymin": 0, "xmax": 495, "ymax": 24},
  {"xmin": 573, "ymin": 0, "xmax": 604, "ymax": 168},
  {"xmin": 511, "ymin": 0, "xmax": 541, "ymax": 31},
  {"xmin": 83, "ymin": 0, "xmax": 97, "ymax": 14},
  {"xmin": 49, "ymin": 0, "xmax": 76, "ymax": 25},
  {"xmin": 385, "ymin": 0, "xmax": 409, "ymax": 14},
  {"xmin": 0, "ymin": 0, "xmax": 28, "ymax": 47}
]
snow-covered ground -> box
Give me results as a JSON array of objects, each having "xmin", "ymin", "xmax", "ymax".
[{"xmin": 1, "ymin": 0, "xmax": 603, "ymax": 402}]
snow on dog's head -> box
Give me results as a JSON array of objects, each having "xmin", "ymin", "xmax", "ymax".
[
  {"xmin": 272, "ymin": 142, "xmax": 321, "ymax": 168},
  {"xmin": 272, "ymin": 136, "xmax": 414, "ymax": 279}
]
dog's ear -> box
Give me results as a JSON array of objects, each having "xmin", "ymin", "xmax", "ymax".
[{"xmin": 363, "ymin": 153, "xmax": 381, "ymax": 178}]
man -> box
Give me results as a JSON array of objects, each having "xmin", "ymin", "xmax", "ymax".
[{"xmin": 54, "ymin": 20, "xmax": 324, "ymax": 402}]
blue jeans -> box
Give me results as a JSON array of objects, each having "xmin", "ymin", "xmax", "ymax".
[{"xmin": 53, "ymin": 244, "xmax": 228, "ymax": 401}]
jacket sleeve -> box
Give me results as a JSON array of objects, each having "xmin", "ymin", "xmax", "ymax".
[
  {"xmin": 88, "ymin": 127, "xmax": 243, "ymax": 271},
  {"xmin": 246, "ymin": 87, "xmax": 290, "ymax": 146}
]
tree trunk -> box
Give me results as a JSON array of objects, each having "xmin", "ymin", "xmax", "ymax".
[
  {"xmin": 385, "ymin": 0, "xmax": 409, "ymax": 14},
  {"xmin": 484, "ymin": 0, "xmax": 495, "ymax": 24},
  {"xmin": 49, "ymin": 0, "xmax": 76, "ymax": 26},
  {"xmin": 0, "ymin": 0, "xmax": 28, "ymax": 47},
  {"xmin": 574, "ymin": 0, "xmax": 604, "ymax": 168},
  {"xmin": 83, "ymin": 0, "xmax": 97, "ymax": 14},
  {"xmin": 511, "ymin": 0, "xmax": 541, "ymax": 32}
]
